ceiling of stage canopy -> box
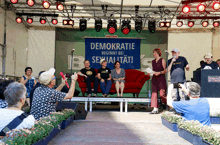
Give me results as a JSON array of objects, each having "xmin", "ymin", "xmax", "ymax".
[{"xmin": 5, "ymin": 0, "xmax": 220, "ymax": 28}]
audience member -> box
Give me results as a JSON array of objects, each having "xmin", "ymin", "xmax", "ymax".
[
  {"xmin": 167, "ymin": 82, "xmax": 211, "ymax": 126},
  {"xmin": 216, "ymin": 59, "xmax": 220, "ymax": 68},
  {"xmin": 98, "ymin": 59, "xmax": 112, "ymax": 98},
  {"xmin": 0, "ymin": 82, "xmax": 35, "ymax": 136},
  {"xmin": 111, "ymin": 61, "xmax": 125, "ymax": 97},
  {"xmin": 167, "ymin": 48, "xmax": 190, "ymax": 101},
  {"xmin": 196, "ymin": 60, "xmax": 205, "ymax": 71},
  {"xmin": 150, "ymin": 48, "xmax": 167, "ymax": 114},
  {"xmin": 20, "ymin": 67, "xmax": 36, "ymax": 106},
  {"xmin": 30, "ymin": 68, "xmax": 77, "ymax": 120},
  {"xmin": 0, "ymin": 79, "xmax": 15, "ymax": 109},
  {"xmin": 77, "ymin": 60, "xmax": 98, "ymax": 97},
  {"xmin": 29, "ymin": 71, "xmax": 45, "ymax": 110},
  {"xmin": 201, "ymin": 53, "xmax": 218, "ymax": 69},
  {"xmin": 30, "ymin": 71, "xmax": 69, "ymax": 110}
]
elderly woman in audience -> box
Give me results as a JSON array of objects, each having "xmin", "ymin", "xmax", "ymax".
[
  {"xmin": 30, "ymin": 68, "xmax": 78, "ymax": 120},
  {"xmin": 111, "ymin": 61, "xmax": 125, "ymax": 97},
  {"xmin": 0, "ymin": 79, "xmax": 15, "ymax": 108},
  {"xmin": 0, "ymin": 82, "xmax": 35, "ymax": 137},
  {"xmin": 20, "ymin": 67, "xmax": 36, "ymax": 107}
]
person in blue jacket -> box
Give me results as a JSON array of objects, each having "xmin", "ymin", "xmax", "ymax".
[{"xmin": 167, "ymin": 82, "xmax": 211, "ymax": 126}]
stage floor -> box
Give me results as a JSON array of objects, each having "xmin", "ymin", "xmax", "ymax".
[{"xmin": 48, "ymin": 112, "xmax": 193, "ymax": 145}]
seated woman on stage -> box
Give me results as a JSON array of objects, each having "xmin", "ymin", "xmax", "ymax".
[
  {"xmin": 150, "ymin": 48, "xmax": 167, "ymax": 114},
  {"xmin": 111, "ymin": 61, "xmax": 125, "ymax": 97},
  {"xmin": 0, "ymin": 82, "xmax": 35, "ymax": 137},
  {"xmin": 97, "ymin": 59, "xmax": 112, "ymax": 98}
]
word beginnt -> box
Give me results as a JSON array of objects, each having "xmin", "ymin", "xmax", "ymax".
[{"xmin": 90, "ymin": 43, "xmax": 136, "ymax": 50}]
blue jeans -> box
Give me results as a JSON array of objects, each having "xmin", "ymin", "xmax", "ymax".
[
  {"xmin": 85, "ymin": 76, "xmax": 98, "ymax": 94},
  {"xmin": 100, "ymin": 80, "xmax": 112, "ymax": 94}
]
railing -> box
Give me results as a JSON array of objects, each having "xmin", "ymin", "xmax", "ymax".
[{"xmin": 0, "ymin": 74, "xmax": 21, "ymax": 82}]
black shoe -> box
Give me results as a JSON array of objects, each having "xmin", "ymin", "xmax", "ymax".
[{"xmin": 149, "ymin": 111, "xmax": 159, "ymax": 114}]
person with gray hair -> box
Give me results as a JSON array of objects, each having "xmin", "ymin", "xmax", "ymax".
[
  {"xmin": 167, "ymin": 82, "xmax": 211, "ymax": 126},
  {"xmin": 0, "ymin": 82, "xmax": 35, "ymax": 135}
]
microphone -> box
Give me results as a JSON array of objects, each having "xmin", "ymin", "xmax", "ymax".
[
  {"xmin": 172, "ymin": 56, "xmax": 176, "ymax": 62},
  {"xmin": 60, "ymin": 72, "xmax": 70, "ymax": 88},
  {"xmin": 71, "ymin": 48, "xmax": 75, "ymax": 54}
]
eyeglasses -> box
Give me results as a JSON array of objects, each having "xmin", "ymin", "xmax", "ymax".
[{"xmin": 52, "ymin": 77, "xmax": 56, "ymax": 81}]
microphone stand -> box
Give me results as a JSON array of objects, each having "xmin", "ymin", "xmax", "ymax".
[
  {"xmin": 70, "ymin": 49, "xmax": 75, "ymax": 102},
  {"xmin": 165, "ymin": 50, "xmax": 169, "ymax": 111}
]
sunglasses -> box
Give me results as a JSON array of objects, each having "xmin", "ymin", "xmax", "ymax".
[{"xmin": 51, "ymin": 77, "xmax": 56, "ymax": 81}]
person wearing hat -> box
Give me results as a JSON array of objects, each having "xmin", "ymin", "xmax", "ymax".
[
  {"xmin": 30, "ymin": 68, "xmax": 78, "ymax": 120},
  {"xmin": 167, "ymin": 82, "xmax": 211, "ymax": 126},
  {"xmin": 201, "ymin": 53, "xmax": 219, "ymax": 69},
  {"xmin": 167, "ymin": 48, "xmax": 190, "ymax": 102},
  {"xmin": 77, "ymin": 60, "xmax": 98, "ymax": 97},
  {"xmin": 97, "ymin": 59, "xmax": 112, "ymax": 97}
]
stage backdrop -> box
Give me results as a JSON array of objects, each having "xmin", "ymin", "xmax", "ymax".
[
  {"xmin": 85, "ymin": 38, "xmax": 140, "ymax": 69},
  {"xmin": 55, "ymin": 28, "xmax": 168, "ymax": 96}
]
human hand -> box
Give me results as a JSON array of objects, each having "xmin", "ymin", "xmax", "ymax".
[
  {"xmin": 172, "ymin": 58, "xmax": 176, "ymax": 62},
  {"xmin": 154, "ymin": 72, "xmax": 160, "ymax": 76},
  {"xmin": 84, "ymin": 75, "xmax": 87, "ymax": 78},
  {"xmin": 71, "ymin": 72, "xmax": 78, "ymax": 81},
  {"xmin": 179, "ymin": 84, "xmax": 188, "ymax": 94},
  {"xmin": 107, "ymin": 78, "xmax": 111, "ymax": 81},
  {"xmin": 61, "ymin": 76, "xmax": 67, "ymax": 85},
  {"xmin": 101, "ymin": 79, "xmax": 105, "ymax": 83},
  {"xmin": 186, "ymin": 65, "xmax": 190, "ymax": 71}
]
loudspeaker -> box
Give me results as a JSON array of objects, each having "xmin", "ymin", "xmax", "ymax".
[
  {"xmin": 56, "ymin": 102, "xmax": 88, "ymax": 120},
  {"xmin": 61, "ymin": 86, "xmax": 80, "ymax": 96}
]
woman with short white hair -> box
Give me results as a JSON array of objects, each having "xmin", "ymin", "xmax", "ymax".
[{"xmin": 0, "ymin": 82, "xmax": 35, "ymax": 137}]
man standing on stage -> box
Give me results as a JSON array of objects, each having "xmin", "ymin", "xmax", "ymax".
[
  {"xmin": 166, "ymin": 48, "xmax": 190, "ymax": 101},
  {"xmin": 201, "ymin": 53, "xmax": 219, "ymax": 69},
  {"xmin": 78, "ymin": 60, "xmax": 98, "ymax": 97}
]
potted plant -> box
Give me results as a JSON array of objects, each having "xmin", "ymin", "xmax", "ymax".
[
  {"xmin": 2, "ymin": 120, "xmax": 54, "ymax": 145},
  {"xmin": 210, "ymin": 113, "xmax": 220, "ymax": 124},
  {"xmin": 196, "ymin": 125, "xmax": 217, "ymax": 145},
  {"xmin": 61, "ymin": 109, "xmax": 76, "ymax": 129},
  {"xmin": 2, "ymin": 111, "xmax": 66, "ymax": 145},
  {"xmin": 177, "ymin": 119, "xmax": 219, "ymax": 145},
  {"xmin": 177, "ymin": 120, "xmax": 202, "ymax": 144},
  {"xmin": 161, "ymin": 111, "xmax": 182, "ymax": 132}
]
